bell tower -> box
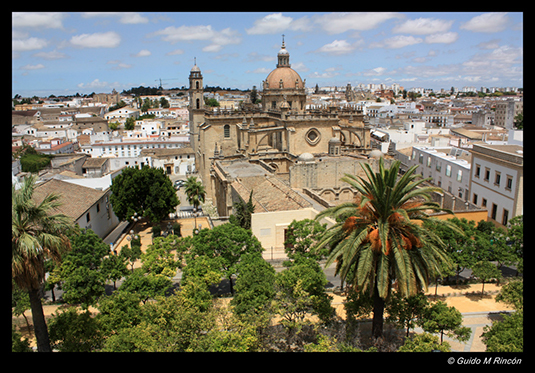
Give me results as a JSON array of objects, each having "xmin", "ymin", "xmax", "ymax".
[{"xmin": 188, "ymin": 58, "xmax": 204, "ymax": 154}]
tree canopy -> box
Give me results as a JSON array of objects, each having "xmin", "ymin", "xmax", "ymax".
[{"xmin": 110, "ymin": 166, "xmax": 179, "ymax": 223}]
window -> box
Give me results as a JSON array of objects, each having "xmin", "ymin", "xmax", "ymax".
[
  {"xmin": 491, "ymin": 203, "xmax": 497, "ymax": 220},
  {"xmin": 475, "ymin": 164, "xmax": 481, "ymax": 178},
  {"xmin": 473, "ymin": 193, "xmax": 478, "ymax": 204},
  {"xmin": 484, "ymin": 168, "xmax": 490, "ymax": 181},
  {"xmin": 502, "ymin": 209, "xmax": 509, "ymax": 226},
  {"xmin": 506, "ymin": 176, "xmax": 513, "ymax": 190},
  {"xmin": 96, "ymin": 203, "xmax": 100, "ymax": 213},
  {"xmin": 494, "ymin": 172, "xmax": 501, "ymax": 186},
  {"xmin": 427, "ymin": 156, "xmax": 432, "ymax": 167},
  {"xmin": 224, "ymin": 124, "xmax": 230, "ymax": 138},
  {"xmin": 436, "ymin": 162, "xmax": 441, "ymax": 172},
  {"xmin": 445, "ymin": 164, "xmax": 452, "ymax": 177},
  {"xmin": 456, "ymin": 169, "xmax": 463, "ymax": 182},
  {"xmin": 305, "ymin": 128, "xmax": 321, "ymax": 145},
  {"xmin": 418, "ymin": 153, "xmax": 424, "ymax": 164},
  {"xmin": 482, "ymin": 198, "xmax": 487, "ymax": 208},
  {"xmin": 86, "ymin": 212, "xmax": 91, "ymax": 222}
]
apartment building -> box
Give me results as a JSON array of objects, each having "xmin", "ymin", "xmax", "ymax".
[
  {"xmin": 469, "ymin": 143, "xmax": 523, "ymax": 226},
  {"xmin": 408, "ymin": 146, "xmax": 471, "ymax": 201}
]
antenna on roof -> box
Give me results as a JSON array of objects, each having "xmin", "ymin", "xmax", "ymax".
[
  {"xmin": 282, "ymin": 34, "xmax": 285, "ymax": 47},
  {"xmin": 194, "ymin": 57, "xmax": 197, "ymax": 66}
]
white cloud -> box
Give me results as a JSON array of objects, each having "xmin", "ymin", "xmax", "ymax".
[
  {"xmin": 12, "ymin": 12, "xmax": 66, "ymax": 29},
  {"xmin": 70, "ymin": 31, "xmax": 121, "ymax": 48},
  {"xmin": 370, "ymin": 35, "xmax": 423, "ymax": 49},
  {"xmin": 82, "ymin": 12, "xmax": 149, "ymax": 24},
  {"xmin": 133, "ymin": 49, "xmax": 151, "ymax": 57},
  {"xmin": 460, "ymin": 12, "xmax": 509, "ymax": 33},
  {"xmin": 151, "ymin": 25, "xmax": 241, "ymax": 52},
  {"xmin": 245, "ymin": 13, "xmax": 311, "ymax": 34},
  {"xmin": 363, "ymin": 67, "xmax": 388, "ymax": 76},
  {"xmin": 77, "ymin": 78, "xmax": 121, "ymax": 90},
  {"xmin": 12, "ymin": 37, "xmax": 48, "ymax": 52},
  {"xmin": 315, "ymin": 39, "xmax": 362, "ymax": 55},
  {"xmin": 32, "ymin": 50, "xmax": 68, "ymax": 60},
  {"xmin": 314, "ymin": 12, "xmax": 403, "ymax": 34},
  {"xmin": 20, "ymin": 64, "xmax": 45, "ymax": 70},
  {"xmin": 107, "ymin": 60, "xmax": 132, "ymax": 70},
  {"xmin": 246, "ymin": 67, "xmax": 271, "ymax": 74},
  {"xmin": 425, "ymin": 32, "xmax": 459, "ymax": 44},
  {"xmin": 393, "ymin": 17, "xmax": 454, "ymax": 35}
]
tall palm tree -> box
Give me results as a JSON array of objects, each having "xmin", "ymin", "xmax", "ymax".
[
  {"xmin": 184, "ymin": 176, "xmax": 206, "ymax": 211},
  {"xmin": 184, "ymin": 176, "xmax": 206, "ymax": 230},
  {"xmin": 314, "ymin": 158, "xmax": 454, "ymax": 338},
  {"xmin": 12, "ymin": 175, "xmax": 73, "ymax": 352}
]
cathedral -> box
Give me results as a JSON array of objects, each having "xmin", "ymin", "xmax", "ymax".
[{"xmin": 188, "ymin": 38, "xmax": 372, "ymax": 217}]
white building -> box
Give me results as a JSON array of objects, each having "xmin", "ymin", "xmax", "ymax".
[
  {"xmin": 469, "ymin": 143, "xmax": 523, "ymax": 226},
  {"xmin": 105, "ymin": 107, "xmax": 140, "ymax": 123},
  {"xmin": 408, "ymin": 146, "xmax": 471, "ymax": 201},
  {"xmin": 79, "ymin": 136, "xmax": 189, "ymax": 158}
]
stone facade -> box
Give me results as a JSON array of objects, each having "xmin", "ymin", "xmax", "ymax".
[{"xmin": 188, "ymin": 38, "xmax": 372, "ymax": 216}]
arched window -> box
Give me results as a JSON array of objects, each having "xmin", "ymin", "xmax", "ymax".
[
  {"xmin": 196, "ymin": 98, "xmax": 200, "ymax": 109},
  {"xmin": 196, "ymin": 81, "xmax": 200, "ymax": 89},
  {"xmin": 224, "ymin": 124, "xmax": 230, "ymax": 138}
]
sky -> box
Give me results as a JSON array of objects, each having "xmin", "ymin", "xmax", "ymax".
[{"xmin": 12, "ymin": 12, "xmax": 523, "ymax": 97}]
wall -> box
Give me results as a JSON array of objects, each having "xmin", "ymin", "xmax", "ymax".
[{"xmin": 251, "ymin": 207, "xmax": 334, "ymax": 249}]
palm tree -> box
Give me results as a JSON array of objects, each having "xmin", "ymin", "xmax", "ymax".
[
  {"xmin": 184, "ymin": 176, "xmax": 206, "ymax": 229},
  {"xmin": 314, "ymin": 158, "xmax": 454, "ymax": 338},
  {"xmin": 12, "ymin": 175, "xmax": 73, "ymax": 352}
]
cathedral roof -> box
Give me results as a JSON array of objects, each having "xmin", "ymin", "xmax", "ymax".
[{"xmin": 265, "ymin": 66, "xmax": 304, "ymax": 90}]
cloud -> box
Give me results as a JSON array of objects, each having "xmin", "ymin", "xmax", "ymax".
[
  {"xmin": 107, "ymin": 60, "xmax": 132, "ymax": 70},
  {"xmin": 20, "ymin": 64, "xmax": 45, "ymax": 70},
  {"xmin": 32, "ymin": 50, "xmax": 68, "ymax": 60},
  {"xmin": 246, "ymin": 67, "xmax": 271, "ymax": 74},
  {"xmin": 12, "ymin": 37, "xmax": 48, "ymax": 52},
  {"xmin": 245, "ymin": 13, "xmax": 311, "ymax": 34},
  {"xmin": 314, "ymin": 12, "xmax": 403, "ymax": 34},
  {"xmin": 70, "ymin": 31, "xmax": 121, "ymax": 48},
  {"xmin": 393, "ymin": 17, "xmax": 454, "ymax": 35},
  {"xmin": 82, "ymin": 12, "xmax": 149, "ymax": 24},
  {"xmin": 77, "ymin": 78, "xmax": 121, "ymax": 90},
  {"xmin": 362, "ymin": 67, "xmax": 388, "ymax": 76},
  {"xmin": 12, "ymin": 12, "xmax": 66, "ymax": 29},
  {"xmin": 315, "ymin": 39, "xmax": 362, "ymax": 55},
  {"xmin": 370, "ymin": 35, "xmax": 423, "ymax": 49},
  {"xmin": 460, "ymin": 12, "xmax": 509, "ymax": 33},
  {"xmin": 133, "ymin": 49, "xmax": 151, "ymax": 57},
  {"xmin": 150, "ymin": 25, "xmax": 241, "ymax": 52},
  {"xmin": 425, "ymin": 32, "xmax": 459, "ymax": 44}
]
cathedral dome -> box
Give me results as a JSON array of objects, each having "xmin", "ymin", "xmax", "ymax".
[{"xmin": 265, "ymin": 67, "xmax": 304, "ymax": 90}]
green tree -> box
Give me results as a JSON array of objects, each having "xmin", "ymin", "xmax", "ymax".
[
  {"xmin": 12, "ymin": 175, "xmax": 73, "ymax": 352},
  {"xmin": 273, "ymin": 256, "xmax": 334, "ymax": 326},
  {"xmin": 58, "ymin": 228, "xmax": 111, "ymax": 308},
  {"xmin": 313, "ymin": 158, "xmax": 454, "ymax": 338},
  {"xmin": 48, "ymin": 308, "xmax": 103, "ymax": 352},
  {"xmin": 188, "ymin": 223, "xmax": 264, "ymax": 294},
  {"xmin": 283, "ymin": 218, "xmax": 327, "ymax": 261},
  {"xmin": 387, "ymin": 290, "xmax": 430, "ymax": 337},
  {"xmin": 398, "ymin": 332, "xmax": 451, "ymax": 352},
  {"xmin": 184, "ymin": 176, "xmax": 206, "ymax": 212},
  {"xmin": 110, "ymin": 165, "xmax": 179, "ymax": 223},
  {"xmin": 231, "ymin": 252, "xmax": 276, "ymax": 316},
  {"xmin": 419, "ymin": 300, "xmax": 471, "ymax": 344},
  {"xmin": 119, "ymin": 269, "xmax": 173, "ymax": 304},
  {"xmin": 229, "ymin": 190, "xmax": 255, "ymax": 230},
  {"xmin": 481, "ymin": 280, "xmax": 523, "ymax": 352},
  {"xmin": 471, "ymin": 260, "xmax": 502, "ymax": 294},
  {"xmin": 124, "ymin": 117, "xmax": 135, "ymax": 130}
]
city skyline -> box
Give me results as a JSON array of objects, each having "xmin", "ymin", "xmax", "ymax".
[{"xmin": 12, "ymin": 12, "xmax": 523, "ymax": 97}]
